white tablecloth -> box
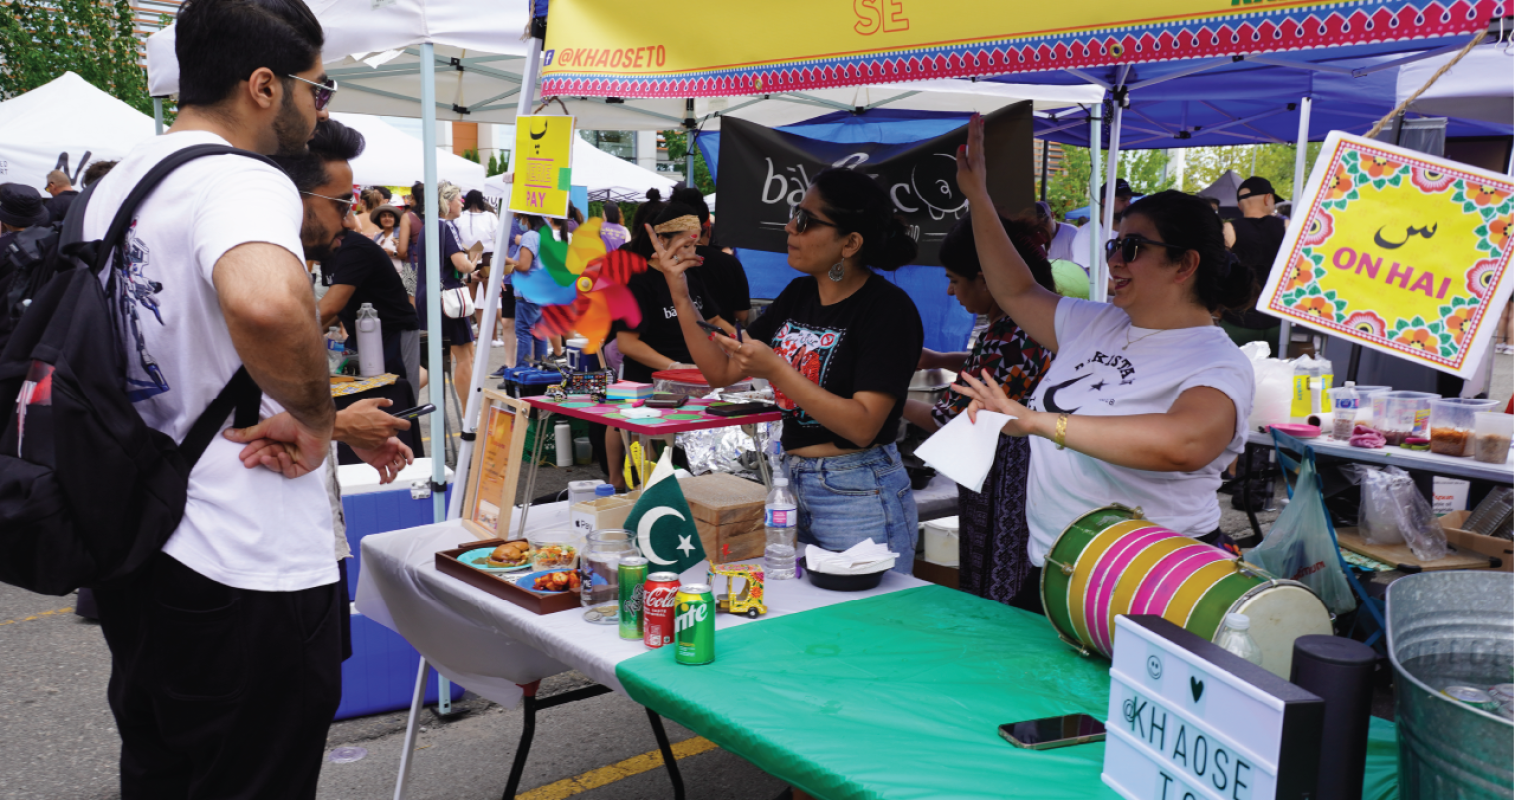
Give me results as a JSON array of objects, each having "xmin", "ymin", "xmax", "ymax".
[{"xmin": 355, "ymin": 501, "xmax": 927, "ymax": 709}]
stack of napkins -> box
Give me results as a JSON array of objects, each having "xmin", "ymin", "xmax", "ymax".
[
  {"xmin": 607, "ymin": 381, "xmax": 653, "ymax": 401},
  {"xmin": 805, "ymin": 539, "xmax": 897, "ymax": 575}
]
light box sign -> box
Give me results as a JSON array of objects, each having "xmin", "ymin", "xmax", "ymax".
[
  {"xmin": 1102, "ymin": 616, "xmax": 1323, "ymax": 800},
  {"xmin": 1259, "ymin": 131, "xmax": 1513, "ymax": 378},
  {"xmin": 509, "ymin": 115, "xmax": 575, "ymax": 219}
]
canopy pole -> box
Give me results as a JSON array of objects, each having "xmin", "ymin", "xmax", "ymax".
[
  {"xmin": 684, "ymin": 98, "xmax": 696, "ymax": 186},
  {"xmin": 1097, "ymin": 94, "xmax": 1125, "ymax": 304},
  {"xmin": 420, "ymin": 43, "xmax": 446, "ymax": 524},
  {"xmin": 448, "ymin": 35, "xmax": 543, "ymax": 523},
  {"xmin": 1039, "ymin": 140, "xmax": 1049, "ymax": 202},
  {"xmin": 153, "ymin": 98, "xmax": 164, "ymax": 135},
  {"xmin": 1279, "ymin": 96, "xmax": 1312, "ymax": 358},
  {"xmin": 1087, "ymin": 114, "xmax": 1102, "ymax": 302}
]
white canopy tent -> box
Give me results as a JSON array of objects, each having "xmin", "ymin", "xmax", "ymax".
[
  {"xmin": 1396, "ymin": 45, "xmax": 1515, "ymax": 125},
  {"xmin": 331, "ymin": 112, "xmax": 486, "ymax": 192},
  {"xmin": 0, "ymin": 72, "xmax": 157, "ymax": 192},
  {"xmin": 480, "ymin": 136, "xmax": 675, "ymax": 204}
]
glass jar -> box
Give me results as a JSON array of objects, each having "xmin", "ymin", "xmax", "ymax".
[{"xmin": 580, "ymin": 529, "xmax": 638, "ymax": 624}]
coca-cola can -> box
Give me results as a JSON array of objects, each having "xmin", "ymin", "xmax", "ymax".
[{"xmin": 643, "ymin": 572, "xmax": 681, "ymax": 648}]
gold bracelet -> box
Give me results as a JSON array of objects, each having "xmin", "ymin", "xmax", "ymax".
[{"xmin": 1054, "ymin": 413, "xmax": 1070, "ymax": 450}]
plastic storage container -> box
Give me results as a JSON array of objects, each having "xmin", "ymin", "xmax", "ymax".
[
  {"xmin": 1344, "ymin": 385, "xmax": 1391, "ymax": 423},
  {"xmin": 1474, "ymin": 412, "xmax": 1513, "ymax": 465},
  {"xmin": 921, "ymin": 517, "xmax": 961, "ymax": 567},
  {"xmin": 1378, "ymin": 391, "xmax": 1439, "ymax": 447},
  {"xmin": 528, "ymin": 528, "xmax": 582, "ymax": 571},
  {"xmin": 1429, "ymin": 398, "xmax": 1501, "ymax": 457},
  {"xmin": 651, "ymin": 368, "xmax": 753, "ymax": 402}
]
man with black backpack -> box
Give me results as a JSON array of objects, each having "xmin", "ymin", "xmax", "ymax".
[{"xmin": 77, "ymin": 0, "xmax": 342, "ymax": 795}]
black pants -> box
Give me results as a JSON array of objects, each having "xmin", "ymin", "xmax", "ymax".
[{"xmin": 96, "ymin": 553, "xmax": 343, "ymax": 800}]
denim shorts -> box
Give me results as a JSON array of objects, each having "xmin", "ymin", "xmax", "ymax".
[{"xmin": 785, "ymin": 443, "xmax": 918, "ymax": 574}]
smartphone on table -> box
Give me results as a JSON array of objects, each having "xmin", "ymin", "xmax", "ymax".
[
  {"xmin": 998, "ymin": 714, "xmax": 1106, "ymax": 750},
  {"xmin": 645, "ymin": 393, "xmax": 686, "ymax": 409},
  {"xmin": 388, "ymin": 403, "xmax": 436, "ymax": 421}
]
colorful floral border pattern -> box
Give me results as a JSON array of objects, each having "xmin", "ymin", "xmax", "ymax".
[
  {"xmin": 1274, "ymin": 140, "xmax": 1514, "ymax": 370},
  {"xmin": 541, "ymin": 0, "xmax": 1501, "ymax": 98}
]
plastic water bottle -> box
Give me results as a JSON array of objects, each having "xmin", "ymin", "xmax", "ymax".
[
  {"xmin": 355, "ymin": 303, "xmax": 385, "ymax": 377},
  {"xmin": 763, "ymin": 478, "xmax": 798, "ymax": 580},
  {"xmin": 1332, "ymin": 380, "xmax": 1359, "ymax": 440},
  {"xmin": 1215, "ymin": 613, "xmax": 1264, "ymax": 666},
  {"xmin": 325, "ymin": 326, "xmax": 346, "ymax": 375}
]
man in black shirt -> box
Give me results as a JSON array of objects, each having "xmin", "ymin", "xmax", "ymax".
[
  {"xmin": 671, "ymin": 187, "xmax": 750, "ymax": 323},
  {"xmin": 1221, "ymin": 176, "xmax": 1288, "ymax": 354},
  {"xmin": 43, "ymin": 169, "xmax": 80, "ymax": 222}
]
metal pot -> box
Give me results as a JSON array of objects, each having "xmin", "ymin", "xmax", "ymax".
[{"xmin": 907, "ymin": 368, "xmax": 955, "ymax": 405}]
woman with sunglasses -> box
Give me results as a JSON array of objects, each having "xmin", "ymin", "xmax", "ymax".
[
  {"xmin": 655, "ymin": 169, "xmax": 924, "ymax": 571},
  {"xmin": 952, "ymin": 115, "xmax": 1255, "ymax": 612}
]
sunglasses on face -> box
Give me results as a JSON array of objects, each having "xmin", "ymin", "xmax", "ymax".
[
  {"xmin": 788, "ymin": 205, "xmax": 838, "ymax": 234},
  {"xmin": 286, "ymin": 74, "xmax": 339, "ymax": 111},
  {"xmin": 302, "ymin": 190, "xmax": 354, "ymax": 213},
  {"xmin": 1104, "ymin": 234, "xmax": 1188, "ymax": 264}
]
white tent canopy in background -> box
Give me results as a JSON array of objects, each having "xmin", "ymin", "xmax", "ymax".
[
  {"xmin": 481, "ymin": 136, "xmax": 675, "ymax": 204},
  {"xmin": 1396, "ymin": 46, "xmax": 1515, "ymax": 125},
  {"xmin": 333, "ymin": 112, "xmax": 485, "ymax": 192},
  {"xmin": 0, "ymin": 72, "xmax": 157, "ymax": 192}
]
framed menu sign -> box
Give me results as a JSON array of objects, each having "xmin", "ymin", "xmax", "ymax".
[
  {"xmin": 1102, "ymin": 615, "xmax": 1324, "ymax": 800},
  {"xmin": 462, "ymin": 390, "xmax": 529, "ymax": 540}
]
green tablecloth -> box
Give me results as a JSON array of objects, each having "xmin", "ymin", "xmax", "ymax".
[{"xmin": 617, "ymin": 585, "xmax": 1401, "ymax": 800}]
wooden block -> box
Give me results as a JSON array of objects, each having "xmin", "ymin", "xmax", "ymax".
[
  {"xmin": 679, "ymin": 473, "xmax": 768, "ymax": 564},
  {"xmin": 1335, "ymin": 527, "xmax": 1495, "ymax": 572}
]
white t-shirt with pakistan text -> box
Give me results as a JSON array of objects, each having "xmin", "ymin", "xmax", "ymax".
[
  {"xmin": 1024, "ymin": 297, "xmax": 1254, "ymax": 566},
  {"xmin": 82, "ymin": 131, "xmax": 337, "ymax": 592}
]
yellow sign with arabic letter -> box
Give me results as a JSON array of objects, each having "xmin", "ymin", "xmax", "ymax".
[
  {"xmin": 1260, "ymin": 132, "xmax": 1513, "ymax": 378},
  {"xmin": 509, "ymin": 115, "xmax": 575, "ymax": 219}
]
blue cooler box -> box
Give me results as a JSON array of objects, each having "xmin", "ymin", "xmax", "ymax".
[
  {"xmin": 498, "ymin": 365, "xmax": 563, "ymax": 398},
  {"xmin": 337, "ymin": 459, "xmax": 463, "ymax": 720}
]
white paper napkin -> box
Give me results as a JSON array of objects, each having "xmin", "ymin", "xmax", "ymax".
[
  {"xmin": 805, "ymin": 539, "xmax": 898, "ymax": 575},
  {"xmin": 914, "ymin": 410, "xmax": 1014, "ymax": 493}
]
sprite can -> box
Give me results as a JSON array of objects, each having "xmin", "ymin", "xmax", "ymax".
[
  {"xmin": 618, "ymin": 556, "xmax": 649, "ymax": 640},
  {"xmin": 674, "ymin": 584, "xmax": 715, "ymax": 665}
]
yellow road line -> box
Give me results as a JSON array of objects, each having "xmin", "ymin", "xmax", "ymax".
[
  {"xmin": 0, "ymin": 607, "xmax": 74, "ymax": 627},
  {"xmin": 515, "ymin": 736, "xmax": 719, "ymax": 800}
]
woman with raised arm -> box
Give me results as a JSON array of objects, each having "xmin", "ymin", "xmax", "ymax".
[
  {"xmin": 952, "ymin": 114, "xmax": 1256, "ymax": 613},
  {"xmin": 657, "ymin": 169, "xmax": 924, "ymax": 572}
]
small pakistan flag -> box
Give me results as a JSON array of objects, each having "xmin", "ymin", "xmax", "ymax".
[{"xmin": 622, "ymin": 449, "xmax": 706, "ymax": 575}]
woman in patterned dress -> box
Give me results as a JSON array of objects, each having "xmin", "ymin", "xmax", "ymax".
[{"xmin": 903, "ymin": 215, "xmax": 1056, "ymax": 605}]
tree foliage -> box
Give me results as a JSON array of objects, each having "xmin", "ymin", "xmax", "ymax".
[
  {"xmin": 0, "ymin": 0, "xmax": 154, "ymax": 115},
  {"xmin": 662, "ymin": 129, "xmax": 715, "ymax": 195},
  {"xmin": 1178, "ymin": 143, "xmax": 1323, "ymax": 199}
]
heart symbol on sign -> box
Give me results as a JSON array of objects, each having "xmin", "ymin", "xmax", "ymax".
[{"xmin": 1190, "ymin": 677, "xmax": 1205, "ymax": 702}]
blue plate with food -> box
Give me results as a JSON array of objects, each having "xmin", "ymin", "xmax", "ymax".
[
  {"xmin": 515, "ymin": 569, "xmax": 608, "ymax": 594},
  {"xmin": 461, "ymin": 543, "xmax": 533, "ymax": 573}
]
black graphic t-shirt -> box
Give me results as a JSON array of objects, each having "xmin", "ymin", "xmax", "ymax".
[
  {"xmin": 746, "ymin": 273, "xmax": 923, "ymax": 452},
  {"xmin": 615, "ymin": 268, "xmax": 722, "ymax": 383}
]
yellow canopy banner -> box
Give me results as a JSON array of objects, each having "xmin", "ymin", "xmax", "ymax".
[
  {"xmin": 509, "ymin": 115, "xmax": 575, "ymax": 219},
  {"xmin": 1260, "ymin": 132, "xmax": 1513, "ymax": 378},
  {"xmin": 539, "ymin": 0, "xmax": 1497, "ymax": 97}
]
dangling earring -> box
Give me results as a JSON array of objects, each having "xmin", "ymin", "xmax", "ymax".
[{"xmin": 828, "ymin": 261, "xmax": 845, "ymax": 282}]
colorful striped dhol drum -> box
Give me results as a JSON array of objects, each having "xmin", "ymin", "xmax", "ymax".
[{"xmin": 1040, "ymin": 506, "xmax": 1332, "ymax": 678}]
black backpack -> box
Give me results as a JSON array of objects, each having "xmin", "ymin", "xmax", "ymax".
[{"xmin": 0, "ymin": 144, "xmax": 272, "ymax": 595}]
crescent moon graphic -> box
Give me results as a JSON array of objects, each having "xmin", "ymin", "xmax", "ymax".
[
  {"xmin": 1042, "ymin": 373, "xmax": 1092, "ymax": 414},
  {"xmin": 637, "ymin": 507, "xmax": 685, "ymax": 565}
]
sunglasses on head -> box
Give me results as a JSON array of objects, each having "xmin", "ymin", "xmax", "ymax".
[
  {"xmin": 789, "ymin": 205, "xmax": 838, "ymax": 234},
  {"xmin": 286, "ymin": 74, "xmax": 338, "ymax": 111},
  {"xmin": 1104, "ymin": 234, "xmax": 1187, "ymax": 264}
]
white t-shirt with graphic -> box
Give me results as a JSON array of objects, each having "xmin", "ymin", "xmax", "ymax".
[
  {"xmin": 1025, "ymin": 297, "xmax": 1254, "ymax": 566},
  {"xmin": 82, "ymin": 130, "xmax": 337, "ymax": 592}
]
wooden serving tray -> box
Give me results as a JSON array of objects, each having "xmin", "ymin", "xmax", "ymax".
[
  {"xmin": 435, "ymin": 538, "xmax": 581, "ymax": 615},
  {"xmin": 1336, "ymin": 527, "xmax": 1495, "ymax": 573}
]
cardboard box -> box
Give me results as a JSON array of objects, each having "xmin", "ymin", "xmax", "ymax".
[
  {"xmin": 912, "ymin": 557, "xmax": 959, "ymax": 590},
  {"xmin": 570, "ymin": 489, "xmax": 641, "ymax": 537},
  {"xmin": 1440, "ymin": 511, "xmax": 1513, "ymax": 572},
  {"xmin": 678, "ymin": 473, "xmax": 767, "ymax": 563}
]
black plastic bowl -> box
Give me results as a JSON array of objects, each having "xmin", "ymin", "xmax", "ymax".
[{"xmin": 807, "ymin": 567, "xmax": 888, "ymax": 592}]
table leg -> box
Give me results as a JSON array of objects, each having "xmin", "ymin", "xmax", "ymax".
[
  {"xmin": 392, "ymin": 657, "xmax": 431, "ymax": 800},
  {"xmin": 743, "ymin": 424, "xmax": 772, "ymax": 489},
  {"xmin": 1241, "ymin": 443, "xmax": 1263, "ymax": 541},
  {"xmin": 499, "ymin": 682, "xmax": 615, "ymax": 800},
  {"xmin": 645, "ymin": 707, "xmax": 687, "ymax": 800},
  {"xmin": 436, "ymin": 675, "xmax": 453, "ymax": 716},
  {"xmin": 518, "ymin": 408, "xmax": 550, "ymax": 535}
]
